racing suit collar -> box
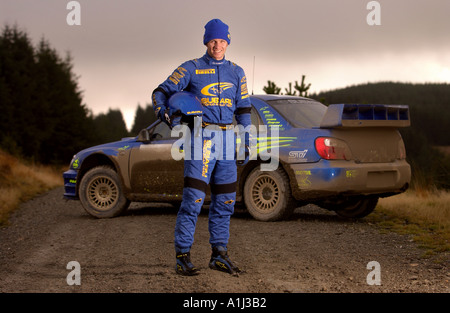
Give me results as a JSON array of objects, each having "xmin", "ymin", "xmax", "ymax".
[{"xmin": 203, "ymin": 52, "xmax": 226, "ymax": 66}]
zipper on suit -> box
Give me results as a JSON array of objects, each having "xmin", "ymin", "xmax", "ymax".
[{"xmin": 217, "ymin": 65, "xmax": 222, "ymax": 121}]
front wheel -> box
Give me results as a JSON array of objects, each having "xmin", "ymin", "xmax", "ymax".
[
  {"xmin": 243, "ymin": 167, "xmax": 295, "ymax": 221},
  {"xmin": 79, "ymin": 166, "xmax": 130, "ymax": 218}
]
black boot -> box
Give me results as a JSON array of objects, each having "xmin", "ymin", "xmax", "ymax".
[
  {"xmin": 175, "ymin": 252, "xmax": 199, "ymax": 276},
  {"xmin": 209, "ymin": 246, "xmax": 241, "ymax": 276}
]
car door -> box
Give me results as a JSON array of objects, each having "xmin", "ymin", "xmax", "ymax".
[{"xmin": 128, "ymin": 122, "xmax": 184, "ymax": 201}]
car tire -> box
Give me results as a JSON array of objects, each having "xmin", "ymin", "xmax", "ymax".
[
  {"xmin": 79, "ymin": 165, "xmax": 130, "ymax": 218},
  {"xmin": 334, "ymin": 197, "xmax": 378, "ymax": 218},
  {"xmin": 243, "ymin": 166, "xmax": 295, "ymax": 221}
]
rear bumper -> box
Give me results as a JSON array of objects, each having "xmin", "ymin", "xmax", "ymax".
[
  {"xmin": 288, "ymin": 159, "xmax": 411, "ymax": 200},
  {"xmin": 63, "ymin": 169, "xmax": 79, "ymax": 200}
]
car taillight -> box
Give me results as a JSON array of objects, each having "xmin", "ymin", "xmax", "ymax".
[{"xmin": 315, "ymin": 137, "xmax": 352, "ymax": 160}]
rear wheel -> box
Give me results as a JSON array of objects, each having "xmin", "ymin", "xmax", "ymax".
[
  {"xmin": 79, "ymin": 166, "xmax": 130, "ymax": 218},
  {"xmin": 331, "ymin": 197, "xmax": 378, "ymax": 218},
  {"xmin": 243, "ymin": 167, "xmax": 295, "ymax": 221}
]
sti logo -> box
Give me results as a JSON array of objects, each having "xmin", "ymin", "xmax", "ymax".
[{"xmin": 289, "ymin": 150, "xmax": 308, "ymax": 161}]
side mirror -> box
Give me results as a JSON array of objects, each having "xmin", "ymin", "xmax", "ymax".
[{"xmin": 137, "ymin": 129, "xmax": 150, "ymax": 142}]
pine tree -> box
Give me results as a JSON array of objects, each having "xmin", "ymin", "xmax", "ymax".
[
  {"xmin": 263, "ymin": 80, "xmax": 281, "ymax": 94},
  {"xmin": 131, "ymin": 104, "xmax": 157, "ymax": 135},
  {"xmin": 93, "ymin": 109, "xmax": 129, "ymax": 144},
  {"xmin": 0, "ymin": 25, "xmax": 37, "ymax": 157},
  {"xmin": 284, "ymin": 82, "xmax": 297, "ymax": 96},
  {"xmin": 294, "ymin": 75, "xmax": 311, "ymax": 97}
]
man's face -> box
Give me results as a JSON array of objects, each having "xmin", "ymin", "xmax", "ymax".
[{"xmin": 206, "ymin": 39, "xmax": 228, "ymax": 61}]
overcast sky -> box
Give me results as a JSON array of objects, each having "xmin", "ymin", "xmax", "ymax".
[{"xmin": 2, "ymin": 0, "xmax": 449, "ymax": 130}]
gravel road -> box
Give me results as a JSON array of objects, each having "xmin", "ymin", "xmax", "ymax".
[{"xmin": 0, "ymin": 187, "xmax": 448, "ymax": 293}]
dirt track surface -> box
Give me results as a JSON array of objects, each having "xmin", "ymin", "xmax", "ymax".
[{"xmin": 0, "ymin": 187, "xmax": 448, "ymax": 293}]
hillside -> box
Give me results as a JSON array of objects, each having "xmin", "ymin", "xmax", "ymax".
[
  {"xmin": 312, "ymin": 82, "xmax": 450, "ymax": 145},
  {"xmin": 310, "ymin": 82, "xmax": 450, "ymax": 189},
  {"xmin": 0, "ymin": 150, "xmax": 62, "ymax": 225}
]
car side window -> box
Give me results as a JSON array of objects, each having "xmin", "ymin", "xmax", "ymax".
[
  {"xmin": 233, "ymin": 106, "xmax": 261, "ymax": 127},
  {"xmin": 149, "ymin": 122, "xmax": 172, "ymax": 141}
]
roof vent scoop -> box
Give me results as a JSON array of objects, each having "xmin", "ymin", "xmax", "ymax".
[{"xmin": 320, "ymin": 104, "xmax": 410, "ymax": 128}]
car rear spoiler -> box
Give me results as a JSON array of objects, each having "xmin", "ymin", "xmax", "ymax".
[{"xmin": 320, "ymin": 104, "xmax": 410, "ymax": 128}]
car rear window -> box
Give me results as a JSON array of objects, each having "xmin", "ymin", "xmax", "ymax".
[{"xmin": 267, "ymin": 99, "xmax": 327, "ymax": 128}]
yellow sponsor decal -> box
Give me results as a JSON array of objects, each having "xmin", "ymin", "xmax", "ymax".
[
  {"xmin": 295, "ymin": 170, "xmax": 312, "ymax": 188},
  {"xmin": 216, "ymin": 261, "xmax": 228, "ymax": 270},
  {"xmin": 201, "ymin": 82, "xmax": 234, "ymax": 97},
  {"xmin": 196, "ymin": 69, "xmax": 215, "ymax": 74},
  {"xmin": 295, "ymin": 170, "xmax": 311, "ymax": 175},
  {"xmin": 240, "ymin": 76, "xmax": 249, "ymax": 98},
  {"xmin": 202, "ymin": 139, "xmax": 212, "ymax": 178},
  {"xmin": 256, "ymin": 137, "xmax": 296, "ymax": 154},
  {"xmin": 187, "ymin": 110, "xmax": 202, "ymax": 115},
  {"xmin": 169, "ymin": 67, "xmax": 187, "ymax": 85},
  {"xmin": 346, "ymin": 170, "xmax": 358, "ymax": 178},
  {"xmin": 201, "ymin": 97, "xmax": 232, "ymax": 107},
  {"xmin": 241, "ymin": 83, "xmax": 248, "ymax": 96}
]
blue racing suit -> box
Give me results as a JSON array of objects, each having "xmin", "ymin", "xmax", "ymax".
[{"xmin": 152, "ymin": 53, "xmax": 251, "ymax": 253}]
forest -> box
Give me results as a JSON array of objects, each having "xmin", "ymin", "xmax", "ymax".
[
  {"xmin": 1, "ymin": 25, "xmax": 448, "ymax": 189},
  {"xmin": 0, "ymin": 25, "xmax": 153, "ymax": 164}
]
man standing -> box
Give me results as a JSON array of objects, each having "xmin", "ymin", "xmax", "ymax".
[{"xmin": 152, "ymin": 19, "xmax": 251, "ymax": 276}]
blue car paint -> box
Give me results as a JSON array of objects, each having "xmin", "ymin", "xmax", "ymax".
[
  {"xmin": 63, "ymin": 139, "xmax": 140, "ymax": 199},
  {"xmin": 63, "ymin": 95, "xmax": 411, "ymax": 205}
]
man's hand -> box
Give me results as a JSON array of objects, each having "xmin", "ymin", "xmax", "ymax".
[
  {"xmin": 163, "ymin": 110, "xmax": 171, "ymax": 125},
  {"xmin": 159, "ymin": 108, "xmax": 182, "ymax": 130},
  {"xmin": 158, "ymin": 108, "xmax": 173, "ymax": 128}
]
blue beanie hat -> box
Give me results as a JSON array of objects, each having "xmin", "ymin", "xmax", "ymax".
[{"xmin": 203, "ymin": 19, "xmax": 231, "ymax": 45}]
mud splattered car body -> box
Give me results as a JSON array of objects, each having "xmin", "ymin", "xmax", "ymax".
[{"xmin": 63, "ymin": 95, "xmax": 411, "ymax": 221}]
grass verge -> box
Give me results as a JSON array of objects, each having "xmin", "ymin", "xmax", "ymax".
[
  {"xmin": 368, "ymin": 190, "xmax": 450, "ymax": 260},
  {"xmin": 0, "ymin": 150, "xmax": 63, "ymax": 226}
]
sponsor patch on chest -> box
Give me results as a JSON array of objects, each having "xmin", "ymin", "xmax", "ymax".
[{"xmin": 195, "ymin": 69, "xmax": 215, "ymax": 75}]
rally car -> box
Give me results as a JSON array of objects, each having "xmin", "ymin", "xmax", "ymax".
[{"xmin": 63, "ymin": 95, "xmax": 411, "ymax": 221}]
